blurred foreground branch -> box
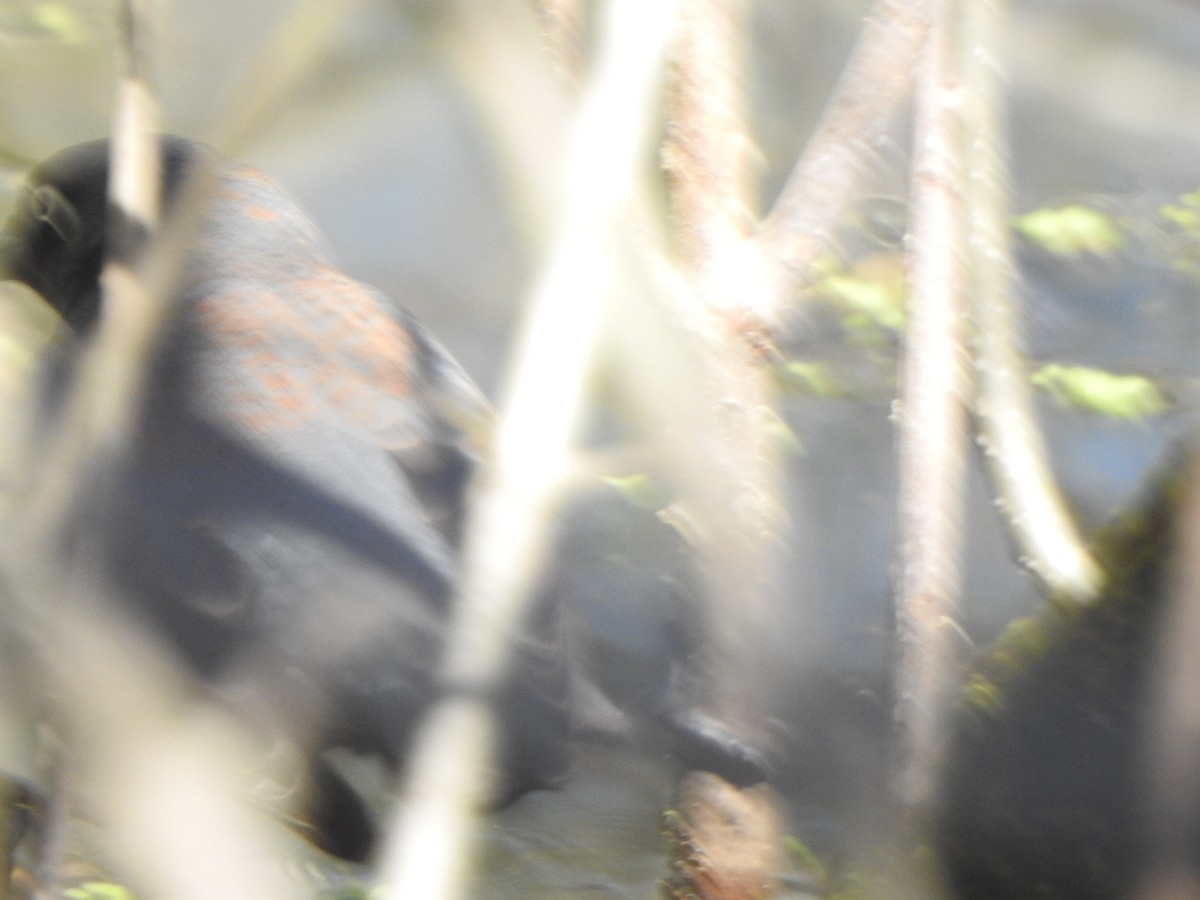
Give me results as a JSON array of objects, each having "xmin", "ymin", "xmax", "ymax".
[
  {"xmin": 24, "ymin": 0, "xmax": 164, "ymax": 538},
  {"xmin": 431, "ymin": 1, "xmax": 571, "ymax": 253},
  {"xmin": 2, "ymin": 4, "xmax": 308, "ymax": 897},
  {"xmin": 530, "ymin": 0, "xmax": 585, "ymax": 83},
  {"xmin": 210, "ymin": 0, "xmax": 365, "ymax": 153},
  {"xmin": 380, "ymin": 2, "xmax": 681, "ymax": 897}
]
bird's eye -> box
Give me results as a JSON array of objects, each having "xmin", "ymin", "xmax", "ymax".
[{"xmin": 29, "ymin": 184, "xmax": 82, "ymax": 246}]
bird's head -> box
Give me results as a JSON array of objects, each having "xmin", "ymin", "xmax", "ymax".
[{"xmin": 2, "ymin": 136, "xmax": 200, "ymax": 334}]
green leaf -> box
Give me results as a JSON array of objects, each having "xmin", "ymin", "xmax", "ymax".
[
  {"xmin": 1161, "ymin": 189, "xmax": 1200, "ymax": 233},
  {"xmin": 64, "ymin": 884, "xmax": 137, "ymax": 900},
  {"xmin": 1032, "ymin": 364, "xmax": 1167, "ymax": 420},
  {"xmin": 0, "ymin": 1, "xmax": 89, "ymax": 42},
  {"xmin": 764, "ymin": 415, "xmax": 805, "ymax": 456},
  {"xmin": 602, "ymin": 473, "xmax": 669, "ymax": 511},
  {"xmin": 1014, "ymin": 206, "xmax": 1125, "ymax": 255},
  {"xmin": 780, "ymin": 361, "xmax": 840, "ymax": 397},
  {"xmin": 961, "ymin": 678, "xmax": 1005, "ymax": 715},
  {"xmin": 818, "ymin": 271, "xmax": 906, "ymax": 331},
  {"xmin": 1162, "ymin": 204, "xmax": 1200, "ymax": 233}
]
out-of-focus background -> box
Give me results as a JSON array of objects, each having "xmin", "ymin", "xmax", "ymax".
[{"xmin": 3, "ymin": 0, "xmax": 1200, "ymax": 895}]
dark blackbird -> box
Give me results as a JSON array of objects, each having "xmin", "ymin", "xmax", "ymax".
[
  {"xmin": 0, "ymin": 136, "xmax": 570, "ymax": 862},
  {"xmin": 935, "ymin": 454, "xmax": 1197, "ymax": 899}
]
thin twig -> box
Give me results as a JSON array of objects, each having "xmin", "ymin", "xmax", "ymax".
[
  {"xmin": 23, "ymin": 9, "xmax": 164, "ymax": 887},
  {"xmin": 1, "ymin": 3, "xmax": 150, "ymax": 879},
  {"xmin": 378, "ymin": 2, "xmax": 681, "ymax": 897},
  {"xmin": 3, "ymin": 83, "xmax": 168, "ymax": 900},
  {"xmin": 430, "ymin": 1, "xmax": 571, "ymax": 254},
  {"xmin": 25, "ymin": 0, "xmax": 164, "ymax": 537},
  {"xmin": 210, "ymin": 0, "xmax": 364, "ymax": 154},
  {"xmin": 963, "ymin": 0, "xmax": 1101, "ymax": 605},
  {"xmin": 108, "ymin": 0, "xmax": 161, "ymax": 233},
  {"xmin": 754, "ymin": 0, "xmax": 931, "ymax": 320},
  {"xmin": 889, "ymin": 0, "xmax": 971, "ymax": 818},
  {"xmin": 530, "ymin": 0, "xmax": 585, "ymax": 83}
]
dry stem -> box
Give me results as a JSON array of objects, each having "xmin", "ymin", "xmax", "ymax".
[
  {"xmin": 962, "ymin": 0, "xmax": 1101, "ymax": 605},
  {"xmin": 379, "ymin": 2, "xmax": 682, "ymax": 897},
  {"xmin": 889, "ymin": 0, "xmax": 971, "ymax": 817},
  {"xmin": 754, "ymin": 0, "xmax": 932, "ymax": 319}
]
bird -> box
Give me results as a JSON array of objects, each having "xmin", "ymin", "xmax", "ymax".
[{"xmin": 0, "ymin": 135, "xmax": 572, "ymax": 862}]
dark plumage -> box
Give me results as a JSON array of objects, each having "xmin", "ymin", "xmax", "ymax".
[{"xmin": 1, "ymin": 136, "xmax": 570, "ymax": 861}]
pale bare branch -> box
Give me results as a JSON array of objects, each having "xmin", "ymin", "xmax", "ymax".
[
  {"xmin": 662, "ymin": 0, "xmax": 757, "ymax": 273},
  {"xmin": 889, "ymin": 0, "xmax": 971, "ymax": 817},
  {"xmin": 7, "ymin": 6, "xmax": 305, "ymax": 896},
  {"xmin": 25, "ymin": 0, "xmax": 164, "ymax": 536},
  {"xmin": 431, "ymin": 1, "xmax": 571, "ymax": 254},
  {"xmin": 209, "ymin": 0, "xmax": 364, "ymax": 154},
  {"xmin": 962, "ymin": 0, "xmax": 1101, "ymax": 605},
  {"xmin": 379, "ymin": 2, "xmax": 682, "ymax": 897},
  {"xmin": 530, "ymin": 0, "xmax": 585, "ymax": 83}
]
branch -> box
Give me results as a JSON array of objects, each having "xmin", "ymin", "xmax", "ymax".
[
  {"xmin": 662, "ymin": 0, "xmax": 756, "ymax": 273},
  {"xmin": 753, "ymin": 0, "xmax": 931, "ymax": 320},
  {"xmin": 26, "ymin": 0, "xmax": 165, "ymax": 536},
  {"xmin": 889, "ymin": 0, "xmax": 971, "ymax": 817},
  {"xmin": 530, "ymin": 0, "xmax": 585, "ymax": 83},
  {"xmin": 211, "ymin": 0, "xmax": 364, "ymax": 153},
  {"xmin": 430, "ymin": 1, "xmax": 571, "ymax": 255},
  {"xmin": 378, "ymin": 2, "xmax": 682, "ymax": 897},
  {"xmin": 962, "ymin": 0, "xmax": 1101, "ymax": 605},
  {"xmin": 660, "ymin": 0, "xmax": 785, "ymax": 894},
  {"xmin": 9, "ymin": 7, "xmax": 305, "ymax": 897}
]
